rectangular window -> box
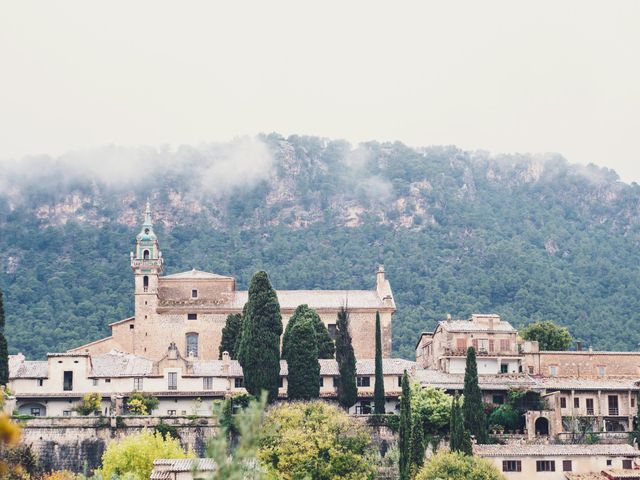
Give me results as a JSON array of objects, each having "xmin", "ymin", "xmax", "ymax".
[
  {"xmin": 167, "ymin": 410, "xmax": 176, "ymax": 416},
  {"xmin": 327, "ymin": 324, "xmax": 337, "ymax": 341},
  {"xmin": 356, "ymin": 401, "xmax": 372, "ymax": 414},
  {"xmin": 574, "ymin": 397, "xmax": 580, "ymax": 408},
  {"xmin": 319, "ymin": 377, "xmax": 324, "ymax": 387},
  {"xmin": 63, "ymin": 410, "xmax": 71, "ymax": 417},
  {"xmin": 500, "ymin": 364, "xmax": 508, "ymax": 374},
  {"xmin": 234, "ymin": 377, "xmax": 244, "ymax": 388},
  {"xmin": 203, "ymin": 377, "xmax": 213, "ymax": 390},
  {"xmin": 398, "ymin": 376, "xmax": 403, "ymax": 387},
  {"xmin": 606, "ymin": 459, "xmax": 612, "ymax": 466},
  {"xmin": 560, "ymin": 397, "xmax": 567, "ymax": 409},
  {"xmin": 105, "ymin": 378, "xmax": 111, "ymax": 383},
  {"xmin": 133, "ymin": 377, "xmax": 143, "ymax": 390},
  {"xmin": 500, "ymin": 339, "xmax": 510, "ymax": 352},
  {"xmin": 63, "ymin": 371, "xmax": 73, "ymax": 391},
  {"xmin": 168, "ymin": 372, "xmax": 177, "ymax": 390},
  {"xmin": 632, "ymin": 397, "xmax": 636, "ymax": 408},
  {"xmin": 550, "ymin": 366, "xmax": 558, "ymax": 377},
  {"xmin": 502, "ymin": 460, "xmax": 521, "ymax": 472},
  {"xmin": 92, "ymin": 378, "xmax": 98, "ymax": 386},
  {"xmin": 528, "ymin": 366, "xmax": 534, "ymax": 374},
  {"xmin": 192, "ymin": 289, "xmax": 198, "ymax": 298},
  {"xmin": 187, "ymin": 313, "xmax": 197, "ymax": 320},
  {"xmin": 562, "ymin": 460, "xmax": 572, "ymax": 472},
  {"xmin": 536, "ymin": 460, "xmax": 555, "ymax": 472},
  {"xmin": 598, "ymin": 366, "xmax": 606, "ymax": 376},
  {"xmin": 129, "ymin": 324, "xmax": 134, "ymax": 330},
  {"xmin": 609, "ymin": 395, "xmax": 619, "ymax": 416},
  {"xmin": 623, "ymin": 459, "xmax": 633, "ymax": 469},
  {"xmin": 488, "ymin": 339, "xmax": 494, "ymax": 352},
  {"xmin": 478, "ymin": 339, "xmax": 489, "ymax": 352},
  {"xmin": 456, "ymin": 338, "xmax": 467, "ymax": 351},
  {"xmin": 37, "ymin": 379, "xmax": 44, "ymax": 387},
  {"xmin": 278, "ymin": 377, "xmax": 283, "ymax": 388},
  {"xmin": 356, "ymin": 376, "xmax": 371, "ymax": 387},
  {"xmin": 586, "ymin": 398, "xmax": 594, "ymax": 415},
  {"xmin": 31, "ymin": 407, "xmax": 41, "ymax": 416},
  {"xmin": 492, "ymin": 395, "xmax": 504, "ymax": 405}
]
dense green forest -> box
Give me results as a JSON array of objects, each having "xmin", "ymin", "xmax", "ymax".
[{"xmin": 1, "ymin": 134, "xmax": 640, "ymax": 359}]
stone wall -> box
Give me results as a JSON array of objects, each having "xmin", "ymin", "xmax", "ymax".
[
  {"xmin": 524, "ymin": 351, "xmax": 640, "ymax": 377},
  {"xmin": 19, "ymin": 416, "xmax": 219, "ymax": 474}
]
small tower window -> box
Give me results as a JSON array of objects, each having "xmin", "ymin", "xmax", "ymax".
[
  {"xmin": 192, "ymin": 289, "xmax": 198, "ymax": 298},
  {"xmin": 143, "ymin": 250, "xmax": 150, "ymax": 260},
  {"xmin": 187, "ymin": 313, "xmax": 197, "ymax": 320},
  {"xmin": 186, "ymin": 333, "xmax": 199, "ymax": 357},
  {"xmin": 143, "ymin": 276, "xmax": 149, "ymax": 293}
]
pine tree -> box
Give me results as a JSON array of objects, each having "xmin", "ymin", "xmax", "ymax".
[
  {"xmin": 335, "ymin": 307, "xmax": 358, "ymax": 410},
  {"xmin": 0, "ymin": 290, "xmax": 7, "ymax": 386},
  {"xmin": 237, "ymin": 271, "xmax": 283, "ymax": 403},
  {"xmin": 219, "ymin": 313, "xmax": 242, "ymax": 359},
  {"xmin": 286, "ymin": 317, "xmax": 320, "ymax": 400},
  {"xmin": 374, "ymin": 311, "xmax": 385, "ymax": 414},
  {"xmin": 282, "ymin": 304, "xmax": 334, "ymax": 360},
  {"xmin": 399, "ymin": 371, "xmax": 411, "ymax": 480},
  {"xmin": 409, "ymin": 413, "xmax": 424, "ymax": 472},
  {"xmin": 462, "ymin": 347, "xmax": 488, "ymax": 443}
]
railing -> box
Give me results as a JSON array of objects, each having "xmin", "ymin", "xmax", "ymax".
[
  {"xmin": 586, "ymin": 408, "xmax": 594, "ymax": 415},
  {"xmin": 609, "ymin": 407, "xmax": 619, "ymax": 416},
  {"xmin": 444, "ymin": 348, "xmax": 515, "ymax": 357}
]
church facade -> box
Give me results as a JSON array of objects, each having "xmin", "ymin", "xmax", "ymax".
[{"xmin": 69, "ymin": 203, "xmax": 396, "ymax": 361}]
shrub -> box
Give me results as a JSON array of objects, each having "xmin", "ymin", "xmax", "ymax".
[
  {"xmin": 73, "ymin": 393, "xmax": 102, "ymax": 416},
  {"xmin": 416, "ymin": 451, "xmax": 506, "ymax": 480},
  {"xmin": 127, "ymin": 393, "xmax": 158, "ymax": 415}
]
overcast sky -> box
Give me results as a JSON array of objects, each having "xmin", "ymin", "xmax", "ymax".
[{"xmin": 1, "ymin": 1, "xmax": 639, "ymax": 182}]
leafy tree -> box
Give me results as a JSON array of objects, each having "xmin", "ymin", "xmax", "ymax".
[
  {"xmin": 287, "ymin": 317, "xmax": 320, "ymax": 400},
  {"xmin": 0, "ymin": 290, "xmax": 7, "ymax": 386},
  {"xmin": 0, "ymin": 390, "xmax": 22, "ymax": 478},
  {"xmin": 521, "ymin": 320, "xmax": 573, "ymax": 351},
  {"xmin": 237, "ymin": 271, "xmax": 283, "ymax": 403},
  {"xmin": 219, "ymin": 313, "xmax": 242, "ymax": 359},
  {"xmin": 73, "ymin": 393, "xmax": 102, "ymax": 416},
  {"xmin": 374, "ymin": 311, "xmax": 385, "ymax": 414},
  {"xmin": 463, "ymin": 347, "xmax": 488, "ymax": 443},
  {"xmin": 449, "ymin": 394, "xmax": 471, "ymax": 455},
  {"xmin": 207, "ymin": 392, "xmax": 267, "ymax": 480},
  {"xmin": 335, "ymin": 307, "xmax": 357, "ymax": 410},
  {"xmin": 97, "ymin": 430, "xmax": 192, "ymax": 480},
  {"xmin": 398, "ymin": 371, "xmax": 411, "ymax": 480},
  {"xmin": 415, "ymin": 451, "xmax": 506, "ymax": 480},
  {"xmin": 282, "ymin": 304, "xmax": 334, "ymax": 360},
  {"xmin": 127, "ymin": 398, "xmax": 148, "ymax": 415},
  {"xmin": 127, "ymin": 392, "xmax": 159, "ymax": 415},
  {"xmin": 258, "ymin": 401, "xmax": 375, "ymax": 480},
  {"xmin": 411, "ymin": 383, "xmax": 452, "ymax": 436}
]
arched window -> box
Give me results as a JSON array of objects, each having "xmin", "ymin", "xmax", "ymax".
[
  {"xmin": 186, "ymin": 333, "xmax": 199, "ymax": 357},
  {"xmin": 143, "ymin": 276, "xmax": 149, "ymax": 292},
  {"xmin": 143, "ymin": 249, "xmax": 150, "ymax": 260}
]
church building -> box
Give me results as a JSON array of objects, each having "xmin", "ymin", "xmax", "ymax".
[{"xmin": 69, "ymin": 203, "xmax": 396, "ymax": 361}]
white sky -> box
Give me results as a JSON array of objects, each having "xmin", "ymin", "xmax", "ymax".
[{"xmin": 1, "ymin": 1, "xmax": 639, "ymax": 181}]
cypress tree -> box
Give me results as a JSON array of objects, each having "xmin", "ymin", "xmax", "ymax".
[
  {"xmin": 409, "ymin": 413, "xmax": 424, "ymax": 472},
  {"xmin": 219, "ymin": 313, "xmax": 242, "ymax": 359},
  {"xmin": 399, "ymin": 370, "xmax": 411, "ymax": 480},
  {"xmin": 462, "ymin": 347, "xmax": 488, "ymax": 443},
  {"xmin": 237, "ymin": 271, "xmax": 283, "ymax": 403},
  {"xmin": 374, "ymin": 311, "xmax": 385, "ymax": 414},
  {"xmin": 286, "ymin": 317, "xmax": 320, "ymax": 400},
  {"xmin": 449, "ymin": 393, "xmax": 471, "ymax": 455},
  {"xmin": 335, "ymin": 307, "xmax": 358, "ymax": 410},
  {"xmin": 282, "ymin": 304, "xmax": 334, "ymax": 360},
  {"xmin": 0, "ymin": 290, "xmax": 7, "ymax": 386}
]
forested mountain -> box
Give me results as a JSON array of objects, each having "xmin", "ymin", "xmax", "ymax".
[{"xmin": 1, "ymin": 134, "xmax": 640, "ymax": 359}]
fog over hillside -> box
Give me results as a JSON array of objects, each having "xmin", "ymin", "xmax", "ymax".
[{"xmin": 1, "ymin": 134, "xmax": 639, "ymax": 359}]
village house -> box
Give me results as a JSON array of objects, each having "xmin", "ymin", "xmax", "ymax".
[{"xmin": 68, "ymin": 203, "xmax": 395, "ymax": 361}]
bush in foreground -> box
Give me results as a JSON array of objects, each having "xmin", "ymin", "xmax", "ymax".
[{"xmin": 416, "ymin": 451, "xmax": 506, "ymax": 480}]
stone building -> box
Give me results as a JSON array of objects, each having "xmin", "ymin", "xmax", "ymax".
[{"xmin": 68, "ymin": 203, "xmax": 395, "ymax": 361}]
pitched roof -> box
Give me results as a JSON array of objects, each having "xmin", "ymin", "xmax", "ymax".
[
  {"xmin": 89, "ymin": 350, "xmax": 154, "ymax": 377},
  {"xmin": 538, "ymin": 377, "xmax": 640, "ymax": 391},
  {"xmin": 151, "ymin": 458, "xmax": 216, "ymax": 478},
  {"xmin": 415, "ymin": 368, "xmax": 538, "ymax": 391},
  {"xmin": 438, "ymin": 318, "xmax": 515, "ymax": 333},
  {"xmin": 233, "ymin": 289, "xmax": 388, "ymax": 310},
  {"xmin": 162, "ymin": 269, "xmax": 234, "ymax": 280},
  {"xmin": 475, "ymin": 443, "xmax": 640, "ymax": 458},
  {"xmin": 10, "ymin": 360, "xmax": 48, "ymax": 379}
]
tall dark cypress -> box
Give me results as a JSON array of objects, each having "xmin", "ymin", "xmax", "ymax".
[
  {"xmin": 0, "ymin": 290, "xmax": 7, "ymax": 386},
  {"xmin": 335, "ymin": 307, "xmax": 358, "ymax": 410},
  {"xmin": 398, "ymin": 371, "xmax": 411, "ymax": 480},
  {"xmin": 462, "ymin": 347, "xmax": 488, "ymax": 443},
  {"xmin": 286, "ymin": 317, "xmax": 320, "ymax": 400},
  {"xmin": 373, "ymin": 311, "xmax": 385, "ymax": 414},
  {"xmin": 219, "ymin": 313, "xmax": 242, "ymax": 359},
  {"xmin": 282, "ymin": 304, "xmax": 334, "ymax": 360},
  {"xmin": 237, "ymin": 271, "xmax": 283, "ymax": 403},
  {"xmin": 449, "ymin": 393, "xmax": 472, "ymax": 455},
  {"xmin": 409, "ymin": 413, "xmax": 424, "ymax": 472}
]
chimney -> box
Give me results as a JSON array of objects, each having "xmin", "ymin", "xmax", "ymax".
[
  {"xmin": 376, "ymin": 265, "xmax": 385, "ymax": 290},
  {"xmin": 222, "ymin": 351, "xmax": 230, "ymax": 375},
  {"xmin": 488, "ymin": 317, "xmax": 494, "ymax": 330},
  {"xmin": 576, "ymin": 341, "xmax": 583, "ymax": 352},
  {"xmin": 588, "ymin": 345, "xmax": 593, "ymax": 354},
  {"xmin": 446, "ymin": 313, "xmax": 452, "ymax": 323}
]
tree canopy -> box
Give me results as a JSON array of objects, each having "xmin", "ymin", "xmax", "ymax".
[
  {"xmin": 219, "ymin": 313, "xmax": 243, "ymax": 359},
  {"xmin": 415, "ymin": 451, "xmax": 505, "ymax": 480},
  {"xmin": 335, "ymin": 307, "xmax": 358, "ymax": 409},
  {"xmin": 286, "ymin": 317, "xmax": 320, "ymax": 400},
  {"xmin": 282, "ymin": 304, "xmax": 334, "ymax": 360},
  {"xmin": 521, "ymin": 320, "xmax": 573, "ymax": 351}
]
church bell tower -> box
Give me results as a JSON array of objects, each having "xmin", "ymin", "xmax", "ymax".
[{"xmin": 131, "ymin": 202, "xmax": 163, "ymax": 320}]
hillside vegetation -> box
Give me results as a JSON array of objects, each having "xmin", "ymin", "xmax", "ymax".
[{"xmin": 1, "ymin": 134, "xmax": 640, "ymax": 359}]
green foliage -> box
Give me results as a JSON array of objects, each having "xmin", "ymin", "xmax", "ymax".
[
  {"xmin": 398, "ymin": 371, "xmax": 411, "ymax": 480},
  {"xmin": 449, "ymin": 393, "xmax": 471, "ymax": 455},
  {"xmin": 237, "ymin": 271, "xmax": 283, "ymax": 403},
  {"xmin": 374, "ymin": 311, "xmax": 385, "ymax": 414},
  {"xmin": 96, "ymin": 429, "xmax": 192, "ymax": 480},
  {"xmin": 488, "ymin": 404, "xmax": 521, "ymax": 433},
  {"xmin": 411, "ymin": 383, "xmax": 452, "ymax": 436},
  {"xmin": 73, "ymin": 393, "xmax": 102, "ymax": 416},
  {"xmin": 0, "ymin": 443, "xmax": 40, "ymax": 480},
  {"xmin": 286, "ymin": 317, "xmax": 320, "ymax": 400},
  {"xmin": 219, "ymin": 313, "xmax": 242, "ymax": 360},
  {"xmin": 127, "ymin": 393, "xmax": 159, "ymax": 415},
  {"xmin": 126, "ymin": 399, "xmax": 147, "ymax": 415},
  {"xmin": 409, "ymin": 413, "xmax": 425, "ymax": 473},
  {"xmin": 335, "ymin": 307, "xmax": 358, "ymax": 410},
  {"xmin": 282, "ymin": 304, "xmax": 334, "ymax": 360},
  {"xmin": 463, "ymin": 347, "xmax": 488, "ymax": 443},
  {"xmin": 367, "ymin": 413, "xmax": 400, "ymax": 433},
  {"xmin": 521, "ymin": 320, "xmax": 573, "ymax": 350},
  {"xmin": 415, "ymin": 451, "xmax": 506, "ymax": 480},
  {"xmin": 258, "ymin": 400, "xmax": 375, "ymax": 480},
  {"xmin": 207, "ymin": 392, "xmax": 267, "ymax": 480},
  {"xmin": 153, "ymin": 422, "xmax": 180, "ymax": 440},
  {"xmin": 0, "ymin": 290, "xmax": 7, "ymax": 386}
]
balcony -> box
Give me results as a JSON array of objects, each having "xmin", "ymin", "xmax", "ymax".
[
  {"xmin": 443, "ymin": 348, "xmax": 516, "ymax": 357},
  {"xmin": 609, "ymin": 407, "xmax": 619, "ymax": 416},
  {"xmin": 131, "ymin": 259, "xmax": 163, "ymax": 269},
  {"xmin": 586, "ymin": 408, "xmax": 595, "ymax": 415}
]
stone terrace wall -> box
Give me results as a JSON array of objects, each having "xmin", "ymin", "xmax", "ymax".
[{"xmin": 19, "ymin": 416, "xmax": 218, "ymax": 474}]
